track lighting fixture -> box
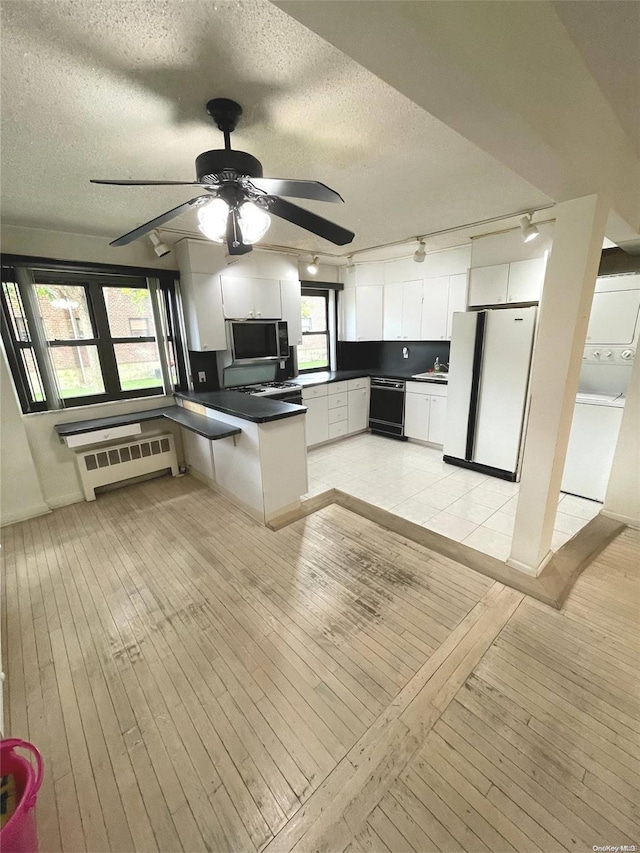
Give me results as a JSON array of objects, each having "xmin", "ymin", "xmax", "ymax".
[
  {"xmin": 307, "ymin": 256, "xmax": 319, "ymax": 275},
  {"xmin": 413, "ymin": 239, "xmax": 426, "ymax": 263},
  {"xmin": 149, "ymin": 230, "xmax": 170, "ymax": 258},
  {"xmin": 520, "ymin": 214, "xmax": 539, "ymax": 243}
]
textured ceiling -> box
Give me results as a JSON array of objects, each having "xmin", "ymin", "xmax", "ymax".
[
  {"xmin": 0, "ymin": 0, "xmax": 551, "ymax": 256},
  {"xmin": 555, "ymin": 0, "xmax": 640, "ymax": 156}
]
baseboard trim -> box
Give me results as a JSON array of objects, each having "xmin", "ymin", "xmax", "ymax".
[
  {"xmin": 1, "ymin": 502, "xmax": 51, "ymax": 527},
  {"xmin": 601, "ymin": 509, "xmax": 640, "ymax": 530}
]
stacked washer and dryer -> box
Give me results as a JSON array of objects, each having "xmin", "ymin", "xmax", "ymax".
[{"xmin": 561, "ymin": 273, "xmax": 639, "ymax": 502}]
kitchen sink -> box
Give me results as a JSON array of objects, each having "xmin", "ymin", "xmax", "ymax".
[{"xmin": 411, "ymin": 372, "xmax": 448, "ymax": 380}]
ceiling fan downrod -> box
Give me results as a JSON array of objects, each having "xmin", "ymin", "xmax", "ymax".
[{"xmin": 206, "ymin": 98, "xmax": 243, "ymax": 151}]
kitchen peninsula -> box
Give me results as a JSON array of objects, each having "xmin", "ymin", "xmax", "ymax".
[{"xmin": 55, "ymin": 389, "xmax": 308, "ymax": 525}]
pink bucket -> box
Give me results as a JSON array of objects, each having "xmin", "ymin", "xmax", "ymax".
[{"xmin": 1, "ymin": 739, "xmax": 43, "ymax": 853}]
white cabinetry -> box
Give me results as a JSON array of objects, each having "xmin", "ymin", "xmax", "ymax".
[
  {"xmin": 404, "ymin": 382, "xmax": 448, "ymax": 446},
  {"xmin": 447, "ymin": 274, "xmax": 468, "ymax": 339},
  {"xmin": 305, "ymin": 395, "xmax": 329, "ymax": 446},
  {"xmin": 347, "ymin": 377, "xmax": 369, "ymax": 433},
  {"xmin": 280, "ymin": 278, "xmax": 303, "ymax": 346},
  {"xmin": 506, "ymin": 257, "xmax": 546, "ymax": 303},
  {"xmin": 342, "ymin": 284, "xmax": 384, "ymax": 341},
  {"xmin": 468, "ymin": 264, "xmax": 510, "ymax": 307},
  {"xmin": 303, "ymin": 378, "xmax": 369, "ymax": 446},
  {"xmin": 469, "ymin": 256, "xmax": 547, "ymax": 307},
  {"xmin": 421, "ymin": 276, "xmax": 449, "ymax": 341},
  {"xmin": 179, "ymin": 272, "xmax": 227, "ymax": 351},
  {"xmin": 221, "ymin": 276, "xmax": 282, "ymax": 319},
  {"xmin": 383, "ymin": 280, "xmax": 423, "ymax": 340},
  {"xmin": 586, "ymin": 290, "xmax": 640, "ymax": 345},
  {"xmin": 341, "ymin": 263, "xmax": 384, "ymax": 342}
]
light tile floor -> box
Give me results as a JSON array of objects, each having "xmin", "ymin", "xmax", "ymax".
[{"xmin": 304, "ymin": 433, "xmax": 601, "ymax": 561}]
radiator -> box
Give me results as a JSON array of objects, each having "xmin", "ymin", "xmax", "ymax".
[{"xmin": 75, "ymin": 433, "xmax": 178, "ymax": 501}]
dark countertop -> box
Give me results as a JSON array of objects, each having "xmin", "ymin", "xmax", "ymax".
[
  {"xmin": 54, "ymin": 405, "xmax": 241, "ymax": 440},
  {"xmin": 295, "ymin": 369, "xmax": 449, "ymax": 387},
  {"xmin": 176, "ymin": 390, "xmax": 306, "ymax": 423}
]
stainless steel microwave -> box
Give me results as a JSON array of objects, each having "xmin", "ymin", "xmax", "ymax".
[{"xmin": 226, "ymin": 320, "xmax": 289, "ymax": 363}]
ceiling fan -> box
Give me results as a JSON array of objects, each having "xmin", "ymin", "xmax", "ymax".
[{"xmin": 91, "ymin": 98, "xmax": 355, "ymax": 255}]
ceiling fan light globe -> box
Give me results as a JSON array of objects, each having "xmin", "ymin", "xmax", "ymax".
[
  {"xmin": 238, "ymin": 202, "xmax": 271, "ymax": 244},
  {"xmin": 198, "ymin": 197, "xmax": 230, "ymax": 242}
]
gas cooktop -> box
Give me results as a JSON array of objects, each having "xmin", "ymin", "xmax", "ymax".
[{"xmin": 231, "ymin": 381, "xmax": 302, "ymax": 397}]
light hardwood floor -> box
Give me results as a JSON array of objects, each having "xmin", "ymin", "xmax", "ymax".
[{"xmin": 1, "ymin": 475, "xmax": 638, "ymax": 852}]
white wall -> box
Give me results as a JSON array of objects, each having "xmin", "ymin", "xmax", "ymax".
[
  {"xmin": 1, "ymin": 223, "xmax": 178, "ymax": 271},
  {"xmin": 603, "ymin": 352, "xmax": 640, "ymax": 528},
  {"xmin": 0, "ymin": 344, "xmax": 49, "ymax": 525},
  {"xmin": 0, "ymin": 225, "xmax": 184, "ymax": 522}
]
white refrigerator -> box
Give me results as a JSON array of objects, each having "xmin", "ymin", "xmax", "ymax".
[{"xmin": 444, "ymin": 307, "xmax": 537, "ymax": 480}]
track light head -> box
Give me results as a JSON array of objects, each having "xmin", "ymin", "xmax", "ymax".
[
  {"xmin": 149, "ymin": 229, "xmax": 171, "ymax": 257},
  {"xmin": 307, "ymin": 255, "xmax": 319, "ymax": 275},
  {"xmin": 520, "ymin": 214, "xmax": 539, "ymax": 244},
  {"xmin": 413, "ymin": 239, "xmax": 426, "ymax": 263}
]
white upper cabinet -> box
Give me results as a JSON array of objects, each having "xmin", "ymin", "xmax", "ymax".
[
  {"xmin": 506, "ymin": 256, "xmax": 546, "ymax": 304},
  {"xmin": 468, "ymin": 264, "xmax": 510, "ymax": 307},
  {"xmin": 586, "ymin": 290, "xmax": 640, "ymax": 344},
  {"xmin": 446, "ymin": 274, "xmax": 468, "ymax": 339},
  {"xmin": 403, "ymin": 280, "xmax": 423, "ymax": 340},
  {"xmin": 221, "ymin": 276, "xmax": 282, "ymax": 319},
  {"xmin": 179, "ymin": 272, "xmax": 227, "ymax": 352},
  {"xmin": 420, "ymin": 276, "xmax": 449, "ymax": 341},
  {"xmin": 383, "ymin": 282, "xmax": 403, "ymax": 339},
  {"xmin": 384, "ymin": 280, "xmax": 423, "ymax": 340},
  {"xmin": 280, "ymin": 279, "xmax": 302, "ymax": 346},
  {"xmin": 356, "ymin": 286, "xmax": 384, "ymax": 340},
  {"xmin": 341, "ymin": 285, "xmax": 383, "ymax": 340}
]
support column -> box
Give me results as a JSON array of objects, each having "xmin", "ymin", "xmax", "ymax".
[
  {"xmin": 603, "ymin": 352, "xmax": 640, "ymax": 529},
  {"xmin": 508, "ymin": 195, "xmax": 608, "ymax": 574}
]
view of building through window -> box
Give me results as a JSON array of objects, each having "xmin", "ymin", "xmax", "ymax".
[
  {"xmin": 298, "ymin": 290, "xmax": 330, "ymax": 371},
  {"xmin": 33, "ymin": 283, "xmax": 162, "ymax": 398}
]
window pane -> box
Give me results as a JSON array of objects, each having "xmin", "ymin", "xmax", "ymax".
[
  {"xmin": 2, "ymin": 280, "xmax": 31, "ymax": 342},
  {"xmin": 50, "ymin": 345, "xmax": 105, "ymax": 398},
  {"xmin": 104, "ymin": 286, "xmax": 155, "ymax": 338},
  {"xmin": 301, "ymin": 294, "xmax": 327, "ymax": 333},
  {"xmin": 114, "ymin": 342, "xmax": 162, "ymax": 391},
  {"xmin": 34, "ymin": 284, "xmax": 94, "ymax": 341},
  {"xmin": 297, "ymin": 334, "xmax": 328, "ymax": 370},
  {"xmin": 20, "ymin": 347, "xmax": 45, "ymax": 401}
]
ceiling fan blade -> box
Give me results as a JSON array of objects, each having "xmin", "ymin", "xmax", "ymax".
[
  {"xmin": 225, "ymin": 209, "xmax": 253, "ymax": 256},
  {"xmin": 267, "ymin": 197, "xmax": 354, "ymax": 246},
  {"xmin": 109, "ymin": 196, "xmax": 209, "ymax": 246},
  {"xmin": 92, "ymin": 179, "xmax": 218, "ymax": 187},
  {"xmin": 247, "ymin": 178, "xmax": 343, "ymax": 203}
]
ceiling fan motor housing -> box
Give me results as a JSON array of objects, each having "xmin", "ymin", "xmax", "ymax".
[{"xmin": 195, "ymin": 150, "xmax": 263, "ymax": 183}]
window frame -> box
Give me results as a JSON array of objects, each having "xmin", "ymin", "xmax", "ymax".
[
  {"xmin": 1, "ymin": 257, "xmax": 187, "ymax": 413},
  {"xmin": 298, "ymin": 287, "xmax": 331, "ymax": 374}
]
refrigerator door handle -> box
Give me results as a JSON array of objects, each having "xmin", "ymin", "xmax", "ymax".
[{"xmin": 466, "ymin": 311, "xmax": 486, "ymax": 461}]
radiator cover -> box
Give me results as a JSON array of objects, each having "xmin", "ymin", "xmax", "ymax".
[{"xmin": 76, "ymin": 433, "xmax": 178, "ymax": 501}]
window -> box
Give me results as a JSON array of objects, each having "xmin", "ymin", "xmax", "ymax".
[
  {"xmin": 1, "ymin": 260, "xmax": 187, "ymax": 412},
  {"xmin": 298, "ymin": 288, "xmax": 330, "ymax": 372}
]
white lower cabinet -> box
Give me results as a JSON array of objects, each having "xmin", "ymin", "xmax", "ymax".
[
  {"xmin": 348, "ymin": 386, "xmax": 369, "ymax": 433},
  {"xmin": 303, "ymin": 378, "xmax": 370, "ymax": 447},
  {"xmin": 404, "ymin": 382, "xmax": 448, "ymax": 445},
  {"xmin": 304, "ymin": 396, "xmax": 329, "ymax": 446},
  {"xmin": 427, "ymin": 394, "xmax": 447, "ymax": 444},
  {"xmin": 404, "ymin": 392, "xmax": 431, "ymax": 442}
]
